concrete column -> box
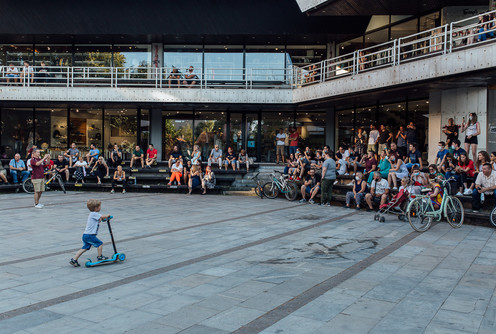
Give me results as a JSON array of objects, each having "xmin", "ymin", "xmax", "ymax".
[
  {"xmin": 150, "ymin": 108, "xmax": 162, "ymax": 161},
  {"xmin": 488, "ymin": 87, "xmax": 496, "ymax": 153},
  {"xmin": 428, "ymin": 87, "xmax": 488, "ymax": 163},
  {"xmin": 325, "ymin": 107, "xmax": 335, "ymax": 150}
]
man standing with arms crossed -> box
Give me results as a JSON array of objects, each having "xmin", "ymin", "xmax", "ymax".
[{"xmin": 31, "ymin": 149, "xmax": 50, "ymax": 208}]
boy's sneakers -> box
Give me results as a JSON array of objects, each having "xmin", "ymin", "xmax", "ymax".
[
  {"xmin": 97, "ymin": 255, "xmax": 109, "ymax": 261},
  {"xmin": 34, "ymin": 204, "xmax": 44, "ymax": 209},
  {"xmin": 70, "ymin": 258, "xmax": 80, "ymax": 267}
]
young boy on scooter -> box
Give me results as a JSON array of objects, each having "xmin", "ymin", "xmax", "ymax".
[{"xmin": 70, "ymin": 199, "xmax": 110, "ymax": 267}]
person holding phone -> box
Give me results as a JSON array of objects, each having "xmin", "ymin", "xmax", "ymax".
[
  {"xmin": 461, "ymin": 113, "xmax": 481, "ymax": 163},
  {"xmin": 31, "ymin": 149, "xmax": 50, "ymax": 208}
]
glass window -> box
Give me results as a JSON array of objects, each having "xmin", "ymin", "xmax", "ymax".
[
  {"xmin": 74, "ymin": 45, "xmax": 113, "ymax": 67},
  {"xmin": 35, "ymin": 108, "xmax": 68, "ymax": 155},
  {"xmin": 113, "ymin": 45, "xmax": 151, "ymax": 68},
  {"xmin": 335, "ymin": 109, "xmax": 354, "ymax": 149},
  {"xmin": 260, "ymin": 112, "xmax": 293, "ymax": 162},
  {"xmin": 337, "ymin": 37, "xmax": 363, "ymax": 56},
  {"xmin": 0, "ymin": 45, "xmax": 33, "ymax": 67},
  {"xmin": 69, "ymin": 108, "xmax": 103, "ymax": 154},
  {"xmin": 365, "ymin": 28, "xmax": 389, "ymax": 47},
  {"xmin": 295, "ymin": 112, "xmax": 325, "ymax": 149},
  {"xmin": 391, "ymin": 15, "xmax": 414, "ymax": 24},
  {"xmin": 366, "ymin": 15, "xmax": 390, "ymax": 32},
  {"xmin": 245, "ymin": 45, "xmax": 286, "ymax": 81},
  {"xmin": 377, "ymin": 103, "xmax": 406, "ymax": 148},
  {"xmin": 103, "ymin": 109, "xmax": 137, "ymax": 158},
  {"xmin": 420, "ymin": 12, "xmax": 440, "ymax": 32},
  {"xmin": 246, "ymin": 113, "xmax": 259, "ymax": 160},
  {"xmin": 163, "ymin": 45, "xmax": 203, "ymax": 70},
  {"xmin": 139, "ymin": 109, "xmax": 150, "ymax": 150},
  {"xmin": 163, "ymin": 111, "xmax": 194, "ymax": 160},
  {"xmin": 391, "ymin": 19, "xmax": 418, "ymax": 40},
  {"xmin": 408, "ymin": 100, "xmax": 429, "ymax": 152},
  {"xmin": 194, "ymin": 111, "xmax": 226, "ymax": 160},
  {"xmin": 34, "ymin": 45, "xmax": 72, "ymax": 67},
  {"xmin": 204, "ymin": 46, "xmax": 243, "ymax": 81},
  {"xmin": 229, "ymin": 113, "xmax": 243, "ymax": 153},
  {"xmin": 0, "ymin": 108, "xmax": 34, "ymax": 158},
  {"xmin": 286, "ymin": 45, "xmax": 326, "ymax": 66}
]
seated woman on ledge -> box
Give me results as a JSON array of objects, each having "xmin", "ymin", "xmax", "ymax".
[
  {"xmin": 201, "ymin": 165, "xmax": 216, "ymax": 195},
  {"xmin": 169, "ymin": 159, "xmax": 183, "ymax": 185},
  {"xmin": 187, "ymin": 165, "xmax": 202, "ymax": 195},
  {"xmin": 111, "ymin": 165, "xmax": 126, "ymax": 194}
]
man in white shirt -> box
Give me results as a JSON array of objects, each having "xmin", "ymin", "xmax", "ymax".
[
  {"xmin": 6, "ymin": 63, "xmax": 20, "ymax": 83},
  {"xmin": 336, "ymin": 152, "xmax": 347, "ymax": 175},
  {"xmin": 275, "ymin": 128, "xmax": 286, "ymax": 164},
  {"xmin": 472, "ymin": 163, "xmax": 496, "ymax": 212},
  {"xmin": 21, "ymin": 61, "xmax": 34, "ymax": 84},
  {"xmin": 365, "ymin": 172, "xmax": 390, "ymax": 211},
  {"xmin": 208, "ymin": 145, "xmax": 223, "ymax": 168},
  {"xmin": 368, "ymin": 124, "xmax": 380, "ymax": 153}
]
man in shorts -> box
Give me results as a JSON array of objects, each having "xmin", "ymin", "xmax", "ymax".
[{"xmin": 31, "ymin": 149, "xmax": 50, "ymax": 208}]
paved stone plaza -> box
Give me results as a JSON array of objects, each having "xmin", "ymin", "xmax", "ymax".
[{"xmin": 0, "ymin": 191, "xmax": 495, "ymax": 333}]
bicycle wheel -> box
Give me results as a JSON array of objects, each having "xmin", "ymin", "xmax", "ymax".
[
  {"xmin": 407, "ymin": 197, "xmax": 431, "ymax": 232},
  {"xmin": 262, "ymin": 182, "xmax": 279, "ymax": 199},
  {"xmin": 56, "ymin": 175, "xmax": 66, "ymax": 194},
  {"xmin": 22, "ymin": 178, "xmax": 34, "ymax": 194},
  {"xmin": 490, "ymin": 207, "xmax": 496, "ymax": 228},
  {"xmin": 254, "ymin": 184, "xmax": 264, "ymax": 199},
  {"xmin": 445, "ymin": 196, "xmax": 464, "ymax": 228},
  {"xmin": 284, "ymin": 181, "xmax": 298, "ymax": 201}
]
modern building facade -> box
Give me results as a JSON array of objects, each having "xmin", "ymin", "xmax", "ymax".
[{"xmin": 0, "ymin": 0, "xmax": 495, "ymax": 163}]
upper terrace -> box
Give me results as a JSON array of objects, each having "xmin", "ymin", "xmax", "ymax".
[{"xmin": 1, "ymin": 11, "xmax": 495, "ymax": 105}]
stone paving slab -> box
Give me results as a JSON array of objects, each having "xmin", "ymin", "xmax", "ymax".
[{"xmin": 0, "ymin": 191, "xmax": 495, "ymax": 333}]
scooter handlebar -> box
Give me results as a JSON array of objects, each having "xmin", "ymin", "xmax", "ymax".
[{"xmin": 102, "ymin": 215, "xmax": 113, "ymax": 222}]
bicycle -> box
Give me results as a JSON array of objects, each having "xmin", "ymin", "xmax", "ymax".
[
  {"xmin": 262, "ymin": 170, "xmax": 298, "ymax": 201},
  {"xmin": 252, "ymin": 172, "xmax": 265, "ymax": 199},
  {"xmin": 490, "ymin": 206, "xmax": 496, "ymax": 228},
  {"xmin": 406, "ymin": 177, "xmax": 464, "ymax": 232},
  {"xmin": 23, "ymin": 170, "xmax": 66, "ymax": 194}
]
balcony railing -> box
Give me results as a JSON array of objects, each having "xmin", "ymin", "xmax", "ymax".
[{"xmin": 0, "ymin": 10, "xmax": 494, "ymax": 91}]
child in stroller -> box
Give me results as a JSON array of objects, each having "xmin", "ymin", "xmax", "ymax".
[{"xmin": 375, "ymin": 177, "xmax": 413, "ymax": 222}]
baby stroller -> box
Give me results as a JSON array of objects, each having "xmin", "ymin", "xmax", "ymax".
[{"xmin": 374, "ymin": 188, "xmax": 411, "ymax": 223}]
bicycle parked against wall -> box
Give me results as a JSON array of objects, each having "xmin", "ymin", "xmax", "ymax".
[
  {"xmin": 262, "ymin": 170, "xmax": 298, "ymax": 201},
  {"xmin": 23, "ymin": 170, "xmax": 66, "ymax": 194},
  {"xmin": 490, "ymin": 207, "xmax": 496, "ymax": 228},
  {"xmin": 406, "ymin": 177, "xmax": 464, "ymax": 232}
]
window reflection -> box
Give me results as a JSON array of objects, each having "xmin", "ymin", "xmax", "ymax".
[
  {"xmin": 74, "ymin": 45, "xmax": 113, "ymax": 67},
  {"xmin": 0, "ymin": 45, "xmax": 33, "ymax": 66},
  {"xmin": 69, "ymin": 108, "xmax": 103, "ymax": 152},
  {"xmin": 204, "ymin": 45, "xmax": 243, "ymax": 81},
  {"xmin": 113, "ymin": 45, "xmax": 151, "ymax": 68},
  {"xmin": 246, "ymin": 45, "xmax": 286, "ymax": 81},
  {"xmin": 34, "ymin": 45, "xmax": 72, "ymax": 66},
  {"xmin": 1, "ymin": 108, "xmax": 33, "ymax": 157},
  {"xmin": 35, "ymin": 108, "xmax": 68, "ymax": 155},
  {"xmin": 104, "ymin": 109, "xmax": 137, "ymax": 158},
  {"xmin": 164, "ymin": 45, "xmax": 202, "ymax": 72}
]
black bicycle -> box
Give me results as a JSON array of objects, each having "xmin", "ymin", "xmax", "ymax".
[
  {"xmin": 253, "ymin": 172, "xmax": 265, "ymax": 199},
  {"xmin": 23, "ymin": 170, "xmax": 66, "ymax": 194}
]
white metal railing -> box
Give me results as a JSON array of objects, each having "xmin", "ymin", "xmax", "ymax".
[
  {"xmin": 0, "ymin": 10, "xmax": 494, "ymax": 90},
  {"xmin": 298, "ymin": 9, "xmax": 496, "ymax": 87},
  {"xmin": 0, "ymin": 65, "xmax": 294, "ymax": 89}
]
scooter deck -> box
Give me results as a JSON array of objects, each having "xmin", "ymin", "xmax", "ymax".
[{"xmin": 85, "ymin": 253, "xmax": 125, "ymax": 267}]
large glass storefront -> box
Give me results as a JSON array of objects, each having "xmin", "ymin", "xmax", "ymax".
[
  {"xmin": 0, "ymin": 107, "xmax": 149, "ymax": 159},
  {"xmin": 335, "ymin": 99, "xmax": 429, "ymax": 153}
]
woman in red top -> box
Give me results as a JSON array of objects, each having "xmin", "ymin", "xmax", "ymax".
[
  {"xmin": 456, "ymin": 152, "xmax": 475, "ymax": 196},
  {"xmin": 289, "ymin": 127, "xmax": 299, "ymax": 155}
]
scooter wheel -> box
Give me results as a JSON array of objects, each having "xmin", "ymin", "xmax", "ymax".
[
  {"xmin": 118, "ymin": 253, "xmax": 126, "ymax": 261},
  {"xmin": 85, "ymin": 261, "xmax": 92, "ymax": 268}
]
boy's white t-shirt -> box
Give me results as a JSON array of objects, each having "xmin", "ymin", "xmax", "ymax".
[{"xmin": 84, "ymin": 212, "xmax": 102, "ymax": 234}]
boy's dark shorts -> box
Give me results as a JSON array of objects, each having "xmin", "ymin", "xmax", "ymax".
[{"xmin": 82, "ymin": 234, "xmax": 102, "ymax": 250}]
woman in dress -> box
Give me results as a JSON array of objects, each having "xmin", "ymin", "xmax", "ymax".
[
  {"xmin": 91, "ymin": 157, "xmax": 109, "ymax": 184},
  {"xmin": 354, "ymin": 127, "xmax": 367, "ymax": 157},
  {"xmin": 461, "ymin": 113, "xmax": 480, "ymax": 163},
  {"xmin": 387, "ymin": 152, "xmax": 409, "ymax": 190},
  {"xmin": 191, "ymin": 145, "xmax": 201, "ymax": 166},
  {"xmin": 187, "ymin": 165, "xmax": 202, "ymax": 195}
]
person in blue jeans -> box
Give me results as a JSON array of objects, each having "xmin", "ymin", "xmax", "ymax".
[
  {"xmin": 405, "ymin": 144, "xmax": 423, "ymax": 170},
  {"xmin": 9, "ymin": 153, "xmax": 30, "ymax": 183},
  {"xmin": 471, "ymin": 163, "xmax": 496, "ymax": 212},
  {"xmin": 85, "ymin": 143, "xmax": 100, "ymax": 167},
  {"xmin": 70, "ymin": 199, "xmax": 111, "ymax": 267}
]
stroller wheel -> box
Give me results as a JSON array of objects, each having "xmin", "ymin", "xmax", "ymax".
[
  {"xmin": 374, "ymin": 214, "xmax": 379, "ymax": 221},
  {"xmin": 398, "ymin": 215, "xmax": 405, "ymax": 221},
  {"xmin": 379, "ymin": 216, "xmax": 386, "ymax": 223}
]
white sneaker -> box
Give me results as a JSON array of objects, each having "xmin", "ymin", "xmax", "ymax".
[
  {"xmin": 463, "ymin": 188, "xmax": 472, "ymax": 195},
  {"xmin": 110, "ymin": 189, "xmax": 115, "ymax": 194},
  {"xmin": 392, "ymin": 187, "xmax": 398, "ymax": 191},
  {"xmin": 309, "ymin": 199, "xmax": 315, "ymax": 204},
  {"xmin": 347, "ymin": 181, "xmax": 354, "ymax": 186},
  {"xmin": 122, "ymin": 190, "xmax": 126, "ymax": 194},
  {"xmin": 35, "ymin": 204, "xmax": 43, "ymax": 209},
  {"xmin": 456, "ymin": 192, "xmax": 463, "ymax": 196}
]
